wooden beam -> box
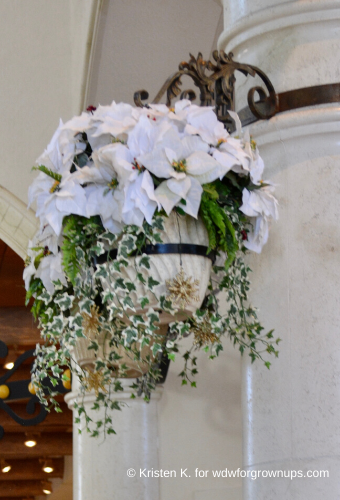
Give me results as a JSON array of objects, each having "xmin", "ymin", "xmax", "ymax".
[
  {"xmin": 0, "ymin": 498, "xmax": 34, "ymax": 500},
  {"xmin": 0, "ymin": 365, "xmax": 33, "ymax": 382},
  {"xmin": 0, "ymin": 402, "xmax": 72, "ymax": 433},
  {"xmin": 0, "ymin": 479, "xmax": 52, "ymax": 496},
  {"xmin": 0, "ymin": 432, "xmax": 72, "ymax": 458},
  {"xmin": 0, "ymin": 308, "xmax": 40, "ymax": 344},
  {"xmin": 0, "ymin": 458, "xmax": 64, "ymax": 480}
]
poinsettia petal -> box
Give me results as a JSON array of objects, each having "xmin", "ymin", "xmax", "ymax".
[
  {"xmin": 181, "ymin": 177, "xmax": 203, "ymax": 218},
  {"xmin": 155, "ymin": 181, "xmax": 181, "ymax": 215},
  {"xmin": 167, "ymin": 176, "xmax": 191, "ymax": 199},
  {"xmin": 186, "ymin": 151, "xmax": 222, "ymax": 184}
]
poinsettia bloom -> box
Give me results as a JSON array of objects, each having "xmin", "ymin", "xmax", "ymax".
[
  {"xmin": 72, "ymin": 163, "xmax": 124, "ymax": 233},
  {"xmin": 138, "ymin": 127, "xmax": 227, "ymax": 218},
  {"xmin": 89, "ymin": 101, "xmax": 141, "ymax": 146},
  {"xmin": 23, "ymin": 240, "xmax": 38, "ymax": 290},
  {"xmin": 106, "ymin": 140, "xmax": 160, "ymax": 225},
  {"xmin": 185, "ymin": 105, "xmax": 229, "ymax": 146},
  {"xmin": 37, "ymin": 119, "xmax": 87, "ymax": 174},
  {"xmin": 29, "ymin": 172, "xmax": 87, "ymax": 236},
  {"xmin": 35, "ymin": 252, "xmax": 67, "ymax": 294},
  {"xmin": 240, "ymin": 186, "xmax": 278, "ymax": 253}
]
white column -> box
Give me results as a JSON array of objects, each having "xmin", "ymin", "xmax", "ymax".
[
  {"xmin": 219, "ymin": 2, "xmax": 340, "ymax": 498},
  {"xmin": 65, "ymin": 378, "xmax": 163, "ymax": 500}
]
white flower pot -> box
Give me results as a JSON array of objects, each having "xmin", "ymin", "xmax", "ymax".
[
  {"xmin": 112, "ymin": 213, "xmax": 212, "ymax": 323},
  {"xmin": 73, "ymin": 214, "xmax": 212, "ymax": 377}
]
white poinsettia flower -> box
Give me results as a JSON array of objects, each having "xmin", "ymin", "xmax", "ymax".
[
  {"xmin": 23, "ymin": 240, "xmax": 38, "ymax": 290},
  {"xmin": 184, "ymin": 105, "xmax": 229, "ymax": 146},
  {"xmin": 138, "ymin": 127, "xmax": 227, "ymax": 217},
  {"xmin": 89, "ymin": 101, "xmax": 141, "ymax": 146},
  {"xmin": 35, "ymin": 252, "xmax": 67, "ymax": 294},
  {"xmin": 106, "ymin": 140, "xmax": 160, "ymax": 225},
  {"xmin": 213, "ymin": 111, "xmax": 265, "ymax": 185},
  {"xmin": 37, "ymin": 119, "xmax": 86, "ymax": 175},
  {"xmin": 72, "ymin": 163, "xmax": 124, "ymax": 234},
  {"xmin": 240, "ymin": 185, "xmax": 278, "ymax": 253},
  {"xmin": 29, "ymin": 172, "xmax": 87, "ymax": 236}
]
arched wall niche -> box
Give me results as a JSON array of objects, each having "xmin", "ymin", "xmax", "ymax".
[{"xmin": 0, "ymin": 186, "xmax": 38, "ymax": 260}]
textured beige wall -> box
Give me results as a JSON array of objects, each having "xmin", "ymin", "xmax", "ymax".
[{"xmin": 0, "ymin": 0, "xmax": 98, "ymax": 204}]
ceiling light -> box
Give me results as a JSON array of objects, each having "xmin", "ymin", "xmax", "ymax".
[
  {"xmin": 3, "ymin": 348, "xmax": 17, "ymax": 370},
  {"xmin": 1, "ymin": 459, "xmax": 11, "ymax": 473},
  {"xmin": 41, "ymin": 459, "xmax": 54, "ymax": 473},
  {"xmin": 41, "ymin": 481, "xmax": 52, "ymax": 495},
  {"xmin": 24, "ymin": 433, "xmax": 38, "ymax": 447}
]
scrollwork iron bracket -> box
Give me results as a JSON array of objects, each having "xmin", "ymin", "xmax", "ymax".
[{"xmin": 134, "ymin": 50, "xmax": 277, "ymax": 131}]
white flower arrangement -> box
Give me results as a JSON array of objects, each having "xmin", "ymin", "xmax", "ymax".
[{"xmin": 25, "ymin": 99, "xmax": 280, "ymax": 436}]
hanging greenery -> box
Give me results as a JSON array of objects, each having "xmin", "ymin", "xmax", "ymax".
[{"xmin": 24, "ymin": 100, "xmax": 280, "ymax": 436}]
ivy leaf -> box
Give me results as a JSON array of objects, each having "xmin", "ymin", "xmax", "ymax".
[{"xmin": 147, "ymin": 276, "xmax": 159, "ymax": 290}]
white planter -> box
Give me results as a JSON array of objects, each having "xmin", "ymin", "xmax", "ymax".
[{"xmin": 73, "ymin": 214, "xmax": 213, "ymax": 376}]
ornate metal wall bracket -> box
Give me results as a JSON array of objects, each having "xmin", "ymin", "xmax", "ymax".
[
  {"xmin": 0, "ymin": 340, "xmax": 67, "ymax": 438},
  {"xmin": 134, "ymin": 50, "xmax": 340, "ymax": 130},
  {"xmin": 134, "ymin": 50, "xmax": 277, "ymax": 131}
]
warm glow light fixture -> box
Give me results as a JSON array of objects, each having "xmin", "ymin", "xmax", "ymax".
[
  {"xmin": 3, "ymin": 348, "xmax": 17, "ymax": 370},
  {"xmin": 1, "ymin": 459, "xmax": 11, "ymax": 473},
  {"xmin": 24, "ymin": 433, "xmax": 38, "ymax": 447},
  {"xmin": 41, "ymin": 481, "xmax": 52, "ymax": 495},
  {"xmin": 41, "ymin": 459, "xmax": 54, "ymax": 474}
]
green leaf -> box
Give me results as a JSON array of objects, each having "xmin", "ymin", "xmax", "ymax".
[{"xmin": 32, "ymin": 165, "xmax": 62, "ymax": 182}]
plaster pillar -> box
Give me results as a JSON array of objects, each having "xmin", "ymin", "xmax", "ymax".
[
  {"xmin": 219, "ymin": 2, "xmax": 340, "ymax": 498},
  {"xmin": 65, "ymin": 378, "xmax": 163, "ymax": 500}
]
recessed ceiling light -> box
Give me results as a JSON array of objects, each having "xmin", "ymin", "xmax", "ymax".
[
  {"xmin": 41, "ymin": 459, "xmax": 54, "ymax": 473},
  {"xmin": 1, "ymin": 460, "xmax": 11, "ymax": 473},
  {"xmin": 24, "ymin": 433, "xmax": 38, "ymax": 447}
]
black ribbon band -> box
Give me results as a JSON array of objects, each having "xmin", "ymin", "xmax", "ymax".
[{"xmin": 95, "ymin": 243, "xmax": 215, "ymax": 265}]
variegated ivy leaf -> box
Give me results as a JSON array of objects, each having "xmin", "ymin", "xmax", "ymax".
[
  {"xmin": 122, "ymin": 296, "xmax": 135, "ymax": 311},
  {"xmin": 100, "ymin": 231, "xmax": 118, "ymax": 244},
  {"xmin": 93, "ymin": 264, "xmax": 109, "ymax": 280},
  {"xmin": 50, "ymin": 315, "xmax": 66, "ymax": 334},
  {"xmin": 159, "ymin": 295, "xmax": 174, "ymax": 313},
  {"xmin": 140, "ymin": 336, "xmax": 150, "ymax": 349},
  {"xmin": 123, "ymin": 327, "xmax": 138, "ymax": 346},
  {"xmin": 131, "ymin": 314, "xmax": 145, "ymax": 326},
  {"xmin": 139, "ymin": 297, "xmax": 149, "ymax": 309},
  {"xmin": 79, "ymin": 298, "xmax": 95, "ymax": 314},
  {"xmin": 110, "ymin": 259, "xmax": 128, "ymax": 273},
  {"xmin": 152, "ymin": 216, "xmax": 165, "ymax": 231},
  {"xmin": 70, "ymin": 313, "xmax": 83, "ymax": 328},
  {"xmin": 146, "ymin": 309, "xmax": 160, "ymax": 325},
  {"xmin": 37, "ymin": 290, "xmax": 53, "ymax": 305},
  {"xmin": 147, "ymin": 276, "xmax": 160, "ymax": 290},
  {"xmin": 53, "ymin": 280, "xmax": 65, "ymax": 292},
  {"xmin": 137, "ymin": 254, "xmax": 150, "ymax": 270},
  {"xmin": 90, "ymin": 241, "xmax": 105, "ymax": 256},
  {"xmin": 118, "ymin": 234, "xmax": 137, "ymax": 258},
  {"xmin": 54, "ymin": 293, "xmax": 74, "ymax": 311},
  {"xmin": 102, "ymin": 290, "xmax": 115, "ymax": 304},
  {"xmin": 152, "ymin": 343, "xmax": 163, "ymax": 357},
  {"xmin": 76, "ymin": 247, "xmax": 85, "ymax": 260},
  {"xmin": 88, "ymin": 340, "xmax": 99, "ymax": 351},
  {"xmin": 114, "ymin": 277, "xmax": 126, "ymax": 291},
  {"xmin": 125, "ymin": 281, "xmax": 136, "ymax": 293}
]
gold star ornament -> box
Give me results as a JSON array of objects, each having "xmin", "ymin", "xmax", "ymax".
[
  {"xmin": 166, "ymin": 268, "xmax": 200, "ymax": 310},
  {"xmin": 192, "ymin": 314, "xmax": 219, "ymax": 348},
  {"xmin": 81, "ymin": 305, "xmax": 100, "ymax": 339},
  {"xmin": 84, "ymin": 369, "xmax": 107, "ymax": 397}
]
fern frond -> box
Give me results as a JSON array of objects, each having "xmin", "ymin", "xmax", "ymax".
[{"xmin": 32, "ymin": 165, "xmax": 62, "ymax": 182}]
